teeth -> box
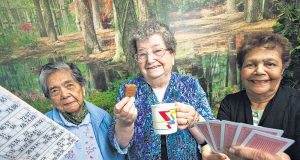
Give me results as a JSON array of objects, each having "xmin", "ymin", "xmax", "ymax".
[
  {"xmin": 148, "ymin": 66, "xmax": 158, "ymax": 69},
  {"xmin": 251, "ymin": 80, "xmax": 269, "ymax": 84}
]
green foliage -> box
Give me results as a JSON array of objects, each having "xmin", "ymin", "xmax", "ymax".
[
  {"xmin": 24, "ymin": 97, "xmax": 53, "ymax": 114},
  {"xmin": 0, "ymin": 27, "xmax": 38, "ymax": 54},
  {"xmin": 86, "ymin": 91, "xmax": 117, "ymax": 115},
  {"xmin": 17, "ymin": 32, "xmax": 38, "ymax": 49},
  {"xmin": 15, "ymin": 91, "xmax": 52, "ymax": 114},
  {"xmin": 86, "ymin": 73, "xmax": 138, "ymax": 115},
  {"xmin": 273, "ymin": 1, "xmax": 300, "ymax": 89},
  {"xmin": 0, "ymin": 30, "xmax": 16, "ymax": 54}
]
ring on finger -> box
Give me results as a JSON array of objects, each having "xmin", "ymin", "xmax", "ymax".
[{"xmin": 186, "ymin": 118, "xmax": 189, "ymax": 125}]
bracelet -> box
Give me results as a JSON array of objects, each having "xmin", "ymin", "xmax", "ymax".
[{"xmin": 201, "ymin": 141, "xmax": 207, "ymax": 146}]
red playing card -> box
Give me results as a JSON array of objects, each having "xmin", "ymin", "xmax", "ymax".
[
  {"xmin": 196, "ymin": 122, "xmax": 215, "ymax": 151},
  {"xmin": 241, "ymin": 130, "xmax": 294, "ymax": 154},
  {"xmin": 233, "ymin": 123, "xmax": 283, "ymax": 146},
  {"xmin": 207, "ymin": 120, "xmax": 222, "ymax": 151},
  {"xmin": 221, "ymin": 121, "xmax": 239, "ymax": 150}
]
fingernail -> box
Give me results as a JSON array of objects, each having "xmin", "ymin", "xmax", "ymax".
[{"xmin": 228, "ymin": 147, "xmax": 235, "ymax": 153}]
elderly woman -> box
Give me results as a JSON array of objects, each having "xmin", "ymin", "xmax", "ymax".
[
  {"xmin": 202, "ymin": 32, "xmax": 300, "ymax": 160},
  {"xmin": 39, "ymin": 62, "xmax": 124, "ymax": 160},
  {"xmin": 108, "ymin": 20, "xmax": 215, "ymax": 159}
]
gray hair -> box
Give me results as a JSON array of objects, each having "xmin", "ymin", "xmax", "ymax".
[
  {"xmin": 39, "ymin": 62, "xmax": 86, "ymax": 98},
  {"xmin": 130, "ymin": 19, "xmax": 177, "ymax": 57}
]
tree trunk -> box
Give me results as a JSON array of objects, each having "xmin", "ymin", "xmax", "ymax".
[
  {"xmin": 228, "ymin": 36, "xmax": 238, "ymax": 85},
  {"xmin": 263, "ymin": 0, "xmax": 275, "ymax": 19},
  {"xmin": 229, "ymin": 54, "xmax": 238, "ymax": 85},
  {"xmin": 33, "ymin": 0, "xmax": 48, "ymax": 37},
  {"xmin": 133, "ymin": 0, "xmax": 148, "ymax": 21},
  {"xmin": 87, "ymin": 62, "xmax": 108, "ymax": 91},
  {"xmin": 227, "ymin": 0, "xmax": 237, "ymax": 13},
  {"xmin": 245, "ymin": 0, "xmax": 260, "ymax": 23},
  {"xmin": 76, "ymin": 0, "xmax": 103, "ymax": 54},
  {"xmin": 112, "ymin": 2, "xmax": 125, "ymax": 61},
  {"xmin": 4, "ymin": 0, "xmax": 15, "ymax": 30},
  {"xmin": 58, "ymin": 0, "xmax": 70, "ymax": 33},
  {"xmin": 225, "ymin": 54, "xmax": 229, "ymax": 87},
  {"xmin": 43, "ymin": 0, "xmax": 58, "ymax": 42},
  {"xmin": 50, "ymin": 0, "xmax": 61, "ymax": 35},
  {"xmin": 73, "ymin": 0, "xmax": 81, "ymax": 31},
  {"xmin": 91, "ymin": 0, "xmax": 103, "ymax": 30},
  {"xmin": 112, "ymin": 0, "xmax": 139, "ymax": 73}
]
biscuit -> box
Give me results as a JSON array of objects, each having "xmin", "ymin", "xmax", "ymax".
[{"xmin": 125, "ymin": 84, "xmax": 136, "ymax": 97}]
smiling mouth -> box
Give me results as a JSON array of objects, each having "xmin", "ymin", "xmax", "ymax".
[
  {"xmin": 147, "ymin": 65, "xmax": 160, "ymax": 69},
  {"xmin": 250, "ymin": 80, "xmax": 270, "ymax": 84}
]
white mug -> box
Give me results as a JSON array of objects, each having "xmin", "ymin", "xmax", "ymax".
[{"xmin": 151, "ymin": 103, "xmax": 177, "ymax": 135}]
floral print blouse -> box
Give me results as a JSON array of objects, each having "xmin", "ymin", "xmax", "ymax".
[{"xmin": 109, "ymin": 72, "xmax": 215, "ymax": 160}]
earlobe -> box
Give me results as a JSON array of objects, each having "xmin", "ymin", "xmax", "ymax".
[{"xmin": 82, "ymin": 87, "xmax": 86, "ymax": 97}]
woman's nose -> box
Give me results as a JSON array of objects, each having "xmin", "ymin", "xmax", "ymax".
[
  {"xmin": 60, "ymin": 87, "xmax": 70, "ymax": 98},
  {"xmin": 146, "ymin": 52, "xmax": 156, "ymax": 63},
  {"xmin": 255, "ymin": 64, "xmax": 265, "ymax": 74}
]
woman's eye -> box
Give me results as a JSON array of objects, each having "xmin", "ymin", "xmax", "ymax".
[
  {"xmin": 244, "ymin": 63, "xmax": 254, "ymax": 68},
  {"xmin": 66, "ymin": 83, "xmax": 75, "ymax": 89},
  {"xmin": 267, "ymin": 63, "xmax": 276, "ymax": 67},
  {"xmin": 50, "ymin": 89, "xmax": 59, "ymax": 95}
]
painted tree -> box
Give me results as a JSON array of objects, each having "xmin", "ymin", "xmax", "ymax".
[
  {"xmin": 76, "ymin": 0, "xmax": 103, "ymax": 54},
  {"xmin": 227, "ymin": 0, "xmax": 237, "ymax": 13},
  {"xmin": 112, "ymin": 2, "xmax": 125, "ymax": 61},
  {"xmin": 244, "ymin": 0, "xmax": 261, "ymax": 23},
  {"xmin": 58, "ymin": 0, "xmax": 71, "ymax": 33},
  {"xmin": 43, "ymin": 0, "xmax": 58, "ymax": 42},
  {"xmin": 262, "ymin": 0, "xmax": 276, "ymax": 19},
  {"xmin": 133, "ymin": 0, "xmax": 148, "ymax": 21},
  {"xmin": 33, "ymin": 0, "xmax": 47, "ymax": 37},
  {"xmin": 112, "ymin": 0, "xmax": 139, "ymax": 72},
  {"xmin": 72, "ymin": 0, "xmax": 81, "ymax": 31},
  {"xmin": 91, "ymin": 0, "xmax": 103, "ymax": 30}
]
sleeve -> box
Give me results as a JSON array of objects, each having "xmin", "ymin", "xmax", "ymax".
[
  {"xmin": 217, "ymin": 95, "xmax": 232, "ymax": 121},
  {"xmin": 193, "ymin": 79, "xmax": 215, "ymax": 120},
  {"xmin": 291, "ymin": 97, "xmax": 300, "ymax": 159},
  {"xmin": 108, "ymin": 83, "xmax": 131, "ymax": 154}
]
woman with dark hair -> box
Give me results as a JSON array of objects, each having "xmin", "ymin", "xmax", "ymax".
[{"xmin": 202, "ymin": 32, "xmax": 300, "ymax": 160}]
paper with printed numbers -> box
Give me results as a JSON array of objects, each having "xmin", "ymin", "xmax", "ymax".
[{"xmin": 0, "ymin": 86, "xmax": 79, "ymax": 160}]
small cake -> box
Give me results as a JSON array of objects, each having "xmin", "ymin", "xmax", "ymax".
[{"xmin": 125, "ymin": 84, "xmax": 136, "ymax": 97}]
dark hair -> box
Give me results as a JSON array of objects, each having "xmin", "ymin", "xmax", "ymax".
[
  {"xmin": 39, "ymin": 62, "xmax": 86, "ymax": 98},
  {"xmin": 130, "ymin": 19, "xmax": 177, "ymax": 57},
  {"xmin": 237, "ymin": 32, "xmax": 291, "ymax": 69}
]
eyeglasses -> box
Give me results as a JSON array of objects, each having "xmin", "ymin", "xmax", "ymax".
[{"xmin": 134, "ymin": 48, "xmax": 169, "ymax": 62}]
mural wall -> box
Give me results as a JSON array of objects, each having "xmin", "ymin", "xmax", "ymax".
[{"xmin": 0, "ymin": 0, "xmax": 299, "ymax": 113}]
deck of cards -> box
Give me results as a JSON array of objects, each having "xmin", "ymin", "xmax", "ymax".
[{"xmin": 196, "ymin": 120, "xmax": 294, "ymax": 154}]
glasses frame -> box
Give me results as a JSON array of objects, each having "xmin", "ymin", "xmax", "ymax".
[{"xmin": 134, "ymin": 48, "xmax": 169, "ymax": 62}]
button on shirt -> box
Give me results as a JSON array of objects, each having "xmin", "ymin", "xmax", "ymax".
[{"xmin": 59, "ymin": 113, "xmax": 103, "ymax": 160}]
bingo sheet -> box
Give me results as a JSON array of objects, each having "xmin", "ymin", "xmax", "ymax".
[{"xmin": 0, "ymin": 86, "xmax": 78, "ymax": 160}]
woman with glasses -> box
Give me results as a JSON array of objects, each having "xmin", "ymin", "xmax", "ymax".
[{"xmin": 108, "ymin": 19, "xmax": 215, "ymax": 159}]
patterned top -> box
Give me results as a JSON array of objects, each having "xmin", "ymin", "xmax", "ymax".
[
  {"xmin": 109, "ymin": 72, "xmax": 215, "ymax": 160},
  {"xmin": 59, "ymin": 113, "xmax": 103, "ymax": 160}
]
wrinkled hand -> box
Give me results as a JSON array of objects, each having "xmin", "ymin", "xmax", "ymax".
[
  {"xmin": 175, "ymin": 102, "xmax": 201, "ymax": 130},
  {"xmin": 227, "ymin": 146, "xmax": 290, "ymax": 160},
  {"xmin": 114, "ymin": 97, "xmax": 137, "ymax": 127},
  {"xmin": 202, "ymin": 144, "xmax": 229, "ymax": 160}
]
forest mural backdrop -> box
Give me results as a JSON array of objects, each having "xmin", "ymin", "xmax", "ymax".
[{"xmin": 0, "ymin": 0, "xmax": 299, "ymax": 114}]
